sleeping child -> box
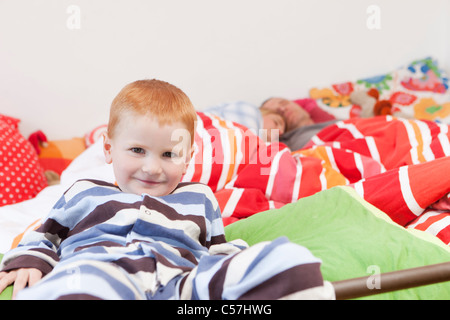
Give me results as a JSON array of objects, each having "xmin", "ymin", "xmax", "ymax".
[
  {"xmin": 0, "ymin": 79, "xmax": 333, "ymax": 300},
  {"xmin": 260, "ymin": 98, "xmax": 337, "ymax": 150}
]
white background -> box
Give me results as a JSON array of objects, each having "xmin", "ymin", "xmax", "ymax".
[{"xmin": 0, "ymin": 0, "xmax": 449, "ymax": 139}]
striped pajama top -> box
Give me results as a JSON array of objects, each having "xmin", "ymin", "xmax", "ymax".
[
  {"xmin": 0, "ymin": 180, "xmax": 245, "ymax": 289},
  {"xmin": 1, "ymin": 179, "xmax": 332, "ymax": 300}
]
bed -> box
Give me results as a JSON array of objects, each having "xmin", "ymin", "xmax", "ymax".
[{"xmin": 1, "ymin": 57, "xmax": 450, "ymax": 300}]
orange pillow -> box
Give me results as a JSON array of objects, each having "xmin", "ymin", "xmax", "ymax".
[{"xmin": 38, "ymin": 137, "xmax": 87, "ymax": 175}]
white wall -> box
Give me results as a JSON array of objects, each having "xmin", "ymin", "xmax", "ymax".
[{"xmin": 0, "ymin": 0, "xmax": 449, "ymax": 139}]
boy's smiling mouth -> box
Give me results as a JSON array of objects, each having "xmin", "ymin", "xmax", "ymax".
[{"xmin": 135, "ymin": 178, "xmax": 163, "ymax": 186}]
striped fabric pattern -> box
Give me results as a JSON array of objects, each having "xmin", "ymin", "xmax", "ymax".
[
  {"xmin": 407, "ymin": 210, "xmax": 450, "ymax": 245},
  {"xmin": 184, "ymin": 113, "xmax": 450, "ymax": 245},
  {"xmin": 1, "ymin": 179, "xmax": 332, "ymax": 300},
  {"xmin": 308, "ymin": 116, "xmax": 450, "ymax": 235},
  {"xmin": 406, "ymin": 192, "xmax": 450, "ymax": 245}
]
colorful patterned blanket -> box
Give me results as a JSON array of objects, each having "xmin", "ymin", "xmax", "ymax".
[
  {"xmin": 309, "ymin": 57, "xmax": 450, "ymax": 122},
  {"xmin": 184, "ymin": 112, "xmax": 450, "ymax": 246}
]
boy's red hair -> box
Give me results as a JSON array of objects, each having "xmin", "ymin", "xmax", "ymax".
[{"xmin": 108, "ymin": 79, "xmax": 197, "ymax": 143}]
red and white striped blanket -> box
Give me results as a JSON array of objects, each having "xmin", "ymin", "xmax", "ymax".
[{"xmin": 183, "ymin": 112, "xmax": 450, "ymax": 245}]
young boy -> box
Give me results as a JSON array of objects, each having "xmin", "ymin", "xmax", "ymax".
[{"xmin": 0, "ymin": 79, "xmax": 333, "ymax": 300}]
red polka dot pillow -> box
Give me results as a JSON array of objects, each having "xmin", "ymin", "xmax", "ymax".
[{"xmin": 0, "ymin": 114, "xmax": 47, "ymax": 206}]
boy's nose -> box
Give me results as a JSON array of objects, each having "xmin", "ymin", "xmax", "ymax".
[{"xmin": 142, "ymin": 160, "xmax": 163, "ymax": 175}]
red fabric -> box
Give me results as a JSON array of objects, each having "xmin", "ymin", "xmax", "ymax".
[
  {"xmin": 294, "ymin": 98, "xmax": 336, "ymax": 123},
  {"xmin": 184, "ymin": 113, "xmax": 450, "ymax": 244},
  {"xmin": 0, "ymin": 114, "xmax": 47, "ymax": 206}
]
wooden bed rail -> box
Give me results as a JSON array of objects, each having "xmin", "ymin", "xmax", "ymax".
[{"xmin": 332, "ymin": 261, "xmax": 450, "ymax": 300}]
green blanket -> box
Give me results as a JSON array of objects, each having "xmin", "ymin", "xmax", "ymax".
[
  {"xmin": 225, "ymin": 186, "xmax": 450, "ymax": 300},
  {"xmin": 0, "ymin": 254, "xmax": 12, "ymax": 300}
]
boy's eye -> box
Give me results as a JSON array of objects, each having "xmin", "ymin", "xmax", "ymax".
[
  {"xmin": 162, "ymin": 151, "xmax": 177, "ymax": 158},
  {"xmin": 131, "ymin": 147, "xmax": 145, "ymax": 154}
]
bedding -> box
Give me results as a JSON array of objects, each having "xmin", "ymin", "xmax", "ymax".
[
  {"xmin": 37, "ymin": 137, "xmax": 86, "ymax": 176},
  {"xmin": 0, "ymin": 254, "xmax": 12, "ymax": 300},
  {"xmin": 3, "ymin": 112, "xmax": 450, "ymax": 244},
  {"xmin": 12, "ymin": 111, "xmax": 449, "ymax": 244},
  {"xmin": 301, "ymin": 116, "xmax": 450, "ymax": 234},
  {"xmin": 1, "ymin": 111, "xmax": 450, "ymax": 300},
  {"xmin": 29, "ymin": 127, "xmax": 98, "ymax": 182},
  {"xmin": 309, "ymin": 57, "xmax": 450, "ymax": 122},
  {"xmin": 224, "ymin": 186, "xmax": 450, "ymax": 300},
  {"xmin": 189, "ymin": 112, "xmax": 450, "ymax": 245},
  {"xmin": 203, "ymin": 101, "xmax": 264, "ymax": 137},
  {"xmin": 0, "ymin": 114, "xmax": 47, "ymax": 206},
  {"xmin": 1, "ymin": 57, "xmax": 450, "ymax": 299}
]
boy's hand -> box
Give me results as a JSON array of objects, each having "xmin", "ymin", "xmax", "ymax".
[{"xmin": 0, "ymin": 268, "xmax": 42, "ymax": 299}]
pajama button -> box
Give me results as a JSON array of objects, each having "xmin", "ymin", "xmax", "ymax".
[{"xmin": 144, "ymin": 209, "xmax": 151, "ymax": 215}]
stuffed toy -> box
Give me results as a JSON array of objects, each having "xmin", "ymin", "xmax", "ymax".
[
  {"xmin": 28, "ymin": 130, "xmax": 48, "ymax": 155},
  {"xmin": 28, "ymin": 131, "xmax": 60, "ymax": 185},
  {"xmin": 350, "ymin": 88, "xmax": 392, "ymax": 117},
  {"xmin": 28, "ymin": 130, "xmax": 87, "ymax": 186}
]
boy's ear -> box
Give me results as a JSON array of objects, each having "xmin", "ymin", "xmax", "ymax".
[
  {"xmin": 182, "ymin": 146, "xmax": 194, "ymax": 174},
  {"xmin": 103, "ymin": 132, "xmax": 113, "ymax": 164}
]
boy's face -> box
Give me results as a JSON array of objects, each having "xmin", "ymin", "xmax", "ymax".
[{"xmin": 103, "ymin": 111, "xmax": 193, "ymax": 197}]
